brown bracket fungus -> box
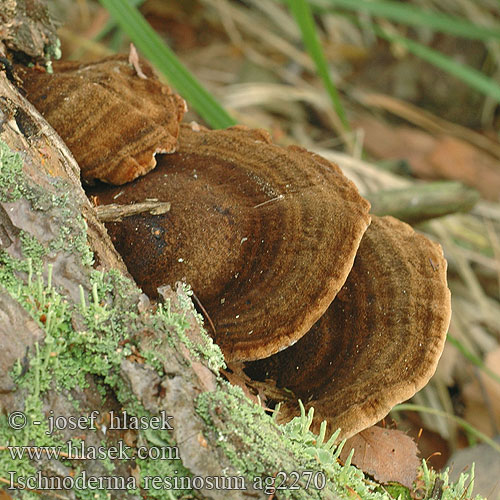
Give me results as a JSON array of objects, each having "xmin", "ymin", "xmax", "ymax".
[
  {"xmin": 18, "ymin": 52, "xmax": 450, "ymax": 438},
  {"xmin": 16, "ymin": 54, "xmax": 186, "ymax": 185},
  {"xmin": 89, "ymin": 124, "xmax": 371, "ymax": 362},
  {"xmin": 245, "ymin": 215, "xmax": 451, "ymax": 439}
]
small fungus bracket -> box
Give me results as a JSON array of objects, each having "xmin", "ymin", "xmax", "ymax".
[{"xmin": 16, "ymin": 55, "xmax": 186, "ymax": 185}]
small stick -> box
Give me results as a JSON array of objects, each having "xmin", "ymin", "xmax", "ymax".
[
  {"xmin": 366, "ymin": 181, "xmax": 479, "ymax": 224},
  {"xmin": 95, "ymin": 201, "xmax": 171, "ymax": 222},
  {"xmin": 191, "ymin": 291, "xmax": 217, "ymax": 338},
  {"xmin": 253, "ymin": 194, "xmax": 284, "ymax": 209},
  {"xmin": 430, "ymin": 478, "xmax": 444, "ymax": 499}
]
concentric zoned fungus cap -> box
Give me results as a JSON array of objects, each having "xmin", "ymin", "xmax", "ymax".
[
  {"xmin": 245, "ymin": 215, "xmax": 451, "ymax": 439},
  {"xmin": 17, "ymin": 55, "xmax": 186, "ymax": 185},
  {"xmin": 90, "ymin": 124, "xmax": 371, "ymax": 361}
]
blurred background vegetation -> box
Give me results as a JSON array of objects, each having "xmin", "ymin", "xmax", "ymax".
[{"xmin": 50, "ymin": 0, "xmax": 500, "ymax": 495}]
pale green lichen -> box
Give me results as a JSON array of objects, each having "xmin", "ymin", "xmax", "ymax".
[
  {"xmin": 154, "ymin": 284, "xmax": 226, "ymax": 373},
  {"xmin": 0, "ymin": 255, "xmax": 195, "ymax": 498},
  {"xmin": 0, "ymin": 139, "xmax": 194, "ymax": 498},
  {"xmin": 0, "ymin": 142, "xmax": 27, "ymax": 201},
  {"xmin": 196, "ymin": 383, "xmax": 332, "ymax": 499},
  {"xmin": 44, "ymin": 38, "xmax": 62, "ymax": 73},
  {"xmin": 18, "ymin": 231, "xmax": 45, "ymax": 268},
  {"xmin": 197, "ymin": 387, "xmax": 485, "ymax": 500}
]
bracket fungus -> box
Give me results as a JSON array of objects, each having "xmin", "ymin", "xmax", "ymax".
[
  {"xmin": 16, "ymin": 54, "xmax": 186, "ymax": 185},
  {"xmin": 245, "ymin": 215, "xmax": 451, "ymax": 439},
  {"xmin": 89, "ymin": 124, "xmax": 371, "ymax": 361},
  {"xmin": 18, "ymin": 53, "xmax": 451, "ymax": 439}
]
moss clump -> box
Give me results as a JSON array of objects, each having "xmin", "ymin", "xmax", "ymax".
[
  {"xmin": 197, "ymin": 383, "xmax": 331, "ymax": 499},
  {"xmin": 197, "ymin": 383, "xmax": 485, "ymax": 500},
  {"xmin": 0, "ymin": 257, "xmax": 196, "ymax": 498},
  {"xmin": 0, "ymin": 140, "xmax": 93, "ymax": 268},
  {"xmin": 0, "ymin": 139, "xmax": 195, "ymax": 498}
]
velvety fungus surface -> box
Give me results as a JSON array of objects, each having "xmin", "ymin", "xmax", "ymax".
[
  {"xmin": 17, "ymin": 55, "xmax": 186, "ymax": 185},
  {"xmin": 90, "ymin": 124, "xmax": 371, "ymax": 362},
  {"xmin": 245, "ymin": 216, "xmax": 451, "ymax": 439}
]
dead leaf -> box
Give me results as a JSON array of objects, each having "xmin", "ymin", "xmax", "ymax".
[
  {"xmin": 356, "ymin": 115, "xmax": 500, "ymax": 201},
  {"xmin": 446, "ymin": 439, "xmax": 500, "ymax": 499},
  {"xmin": 340, "ymin": 426, "xmax": 420, "ymax": 488},
  {"xmin": 428, "ymin": 136, "xmax": 500, "ymax": 202},
  {"xmin": 222, "ymin": 363, "xmax": 264, "ymax": 406},
  {"xmin": 354, "ymin": 115, "xmax": 437, "ymax": 177},
  {"xmin": 179, "ymin": 344, "xmax": 216, "ymax": 392},
  {"xmin": 223, "ymin": 362, "xmax": 286, "ymax": 410}
]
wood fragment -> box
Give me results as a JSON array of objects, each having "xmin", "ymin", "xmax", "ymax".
[
  {"xmin": 95, "ymin": 201, "xmax": 171, "ymax": 222},
  {"xmin": 366, "ymin": 181, "xmax": 479, "ymax": 224}
]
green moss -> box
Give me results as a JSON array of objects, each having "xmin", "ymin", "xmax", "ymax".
[
  {"xmin": 196, "ymin": 385, "xmax": 486, "ymax": 500},
  {"xmin": 0, "ymin": 253, "xmax": 196, "ymax": 497},
  {"xmin": 19, "ymin": 232, "xmax": 45, "ymax": 265},
  {"xmin": 381, "ymin": 483, "xmax": 412, "ymax": 499},
  {"xmin": 44, "ymin": 38, "xmax": 62, "ymax": 65},
  {"xmin": 0, "ymin": 415, "xmax": 36, "ymax": 489},
  {"xmin": 196, "ymin": 383, "xmax": 330, "ymax": 499},
  {"xmin": 0, "ymin": 140, "xmax": 196, "ymax": 497},
  {"xmin": 49, "ymin": 209, "xmax": 94, "ymax": 268},
  {"xmin": 135, "ymin": 429, "xmax": 191, "ymax": 499}
]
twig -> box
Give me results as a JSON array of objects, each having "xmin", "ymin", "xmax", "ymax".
[
  {"xmin": 253, "ymin": 195, "xmax": 284, "ymax": 209},
  {"xmin": 366, "ymin": 181, "xmax": 479, "ymax": 224},
  {"xmin": 191, "ymin": 291, "xmax": 217, "ymax": 338},
  {"xmin": 95, "ymin": 201, "xmax": 171, "ymax": 222},
  {"xmin": 430, "ymin": 478, "xmax": 444, "ymax": 499}
]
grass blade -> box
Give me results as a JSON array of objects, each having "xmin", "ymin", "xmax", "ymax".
[
  {"xmin": 447, "ymin": 334, "xmax": 500, "ymax": 385},
  {"xmin": 287, "ymin": 0, "xmax": 350, "ymax": 131},
  {"xmin": 318, "ymin": 0, "xmax": 500, "ymax": 43},
  {"xmin": 393, "ymin": 403, "xmax": 500, "ymax": 454},
  {"xmin": 376, "ymin": 27, "xmax": 500, "ymax": 104},
  {"xmin": 98, "ymin": 0, "xmax": 236, "ymax": 129}
]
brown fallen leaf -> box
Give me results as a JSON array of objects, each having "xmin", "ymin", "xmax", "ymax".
[
  {"xmin": 340, "ymin": 426, "xmax": 420, "ymax": 488},
  {"xmin": 428, "ymin": 136, "xmax": 500, "ymax": 202},
  {"xmin": 355, "ymin": 115, "xmax": 436, "ymax": 177},
  {"xmin": 222, "ymin": 362, "xmax": 275, "ymax": 408},
  {"xmin": 179, "ymin": 344, "xmax": 216, "ymax": 392},
  {"xmin": 356, "ymin": 115, "xmax": 500, "ymax": 201}
]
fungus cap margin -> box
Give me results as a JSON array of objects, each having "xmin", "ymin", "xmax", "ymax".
[
  {"xmin": 17, "ymin": 55, "xmax": 186, "ymax": 185},
  {"xmin": 245, "ymin": 215, "xmax": 451, "ymax": 439}
]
